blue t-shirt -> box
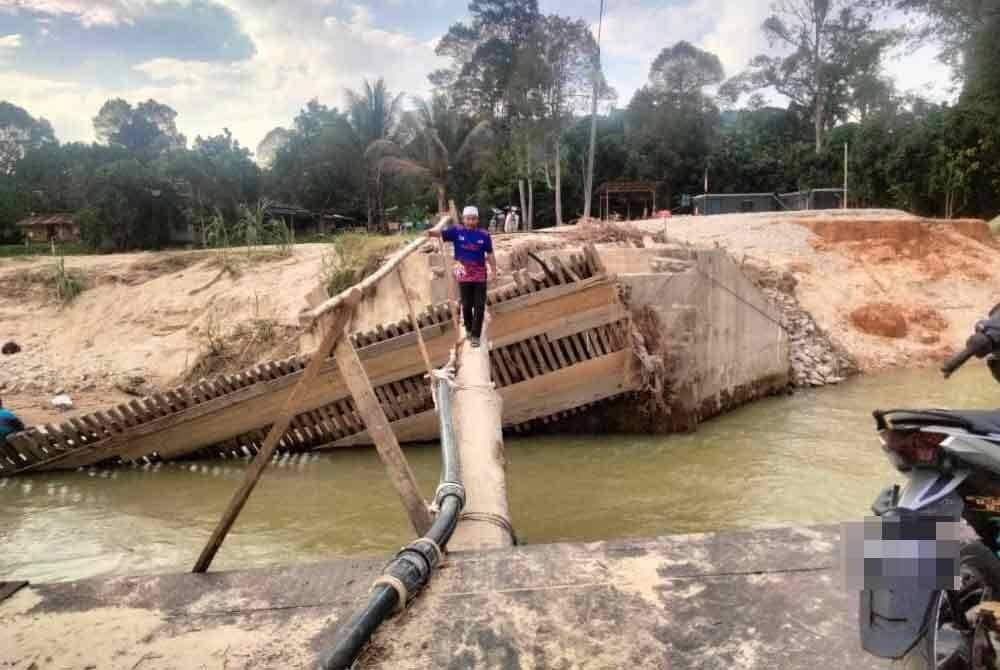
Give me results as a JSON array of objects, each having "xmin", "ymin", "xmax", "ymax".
[
  {"xmin": 0, "ymin": 408, "xmax": 24, "ymax": 440},
  {"xmin": 442, "ymin": 227, "xmax": 493, "ymax": 282}
]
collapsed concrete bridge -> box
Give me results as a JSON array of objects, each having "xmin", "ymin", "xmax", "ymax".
[{"xmin": 0, "ymin": 236, "xmax": 790, "ymax": 476}]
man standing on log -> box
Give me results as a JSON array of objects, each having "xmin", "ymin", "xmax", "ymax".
[{"xmin": 427, "ymin": 206, "xmax": 498, "ymax": 348}]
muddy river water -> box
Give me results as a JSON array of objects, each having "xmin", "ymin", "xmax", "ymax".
[{"xmin": 3, "ymin": 365, "xmax": 999, "ymax": 583}]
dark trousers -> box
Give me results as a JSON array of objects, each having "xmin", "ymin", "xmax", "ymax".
[{"xmin": 459, "ymin": 281, "xmax": 487, "ymax": 338}]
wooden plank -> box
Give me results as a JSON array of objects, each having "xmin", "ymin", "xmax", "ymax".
[
  {"xmin": 116, "ymin": 404, "xmax": 140, "ymax": 428},
  {"xmin": 536, "ymin": 335, "xmax": 562, "ymax": 371},
  {"xmin": 31, "ymin": 279, "xmax": 622, "ymax": 471},
  {"xmin": 41, "ymin": 424, "xmax": 73, "ymax": 451},
  {"xmin": 500, "ymin": 346, "xmax": 523, "ymax": 384},
  {"xmin": 374, "ymin": 385, "xmax": 400, "ymax": 422},
  {"xmin": 552, "ymin": 256, "xmax": 580, "ymax": 284},
  {"xmin": 6, "ymin": 433, "xmax": 43, "ymax": 462},
  {"xmin": 517, "ymin": 341, "xmax": 541, "ymax": 378},
  {"xmin": 79, "ymin": 415, "xmax": 109, "ymax": 442},
  {"xmin": 527, "ymin": 336, "xmax": 554, "ymax": 374},
  {"xmin": 332, "ymin": 350, "xmax": 638, "ymax": 446},
  {"xmin": 127, "ymin": 399, "xmax": 150, "ymax": 423},
  {"xmin": 335, "ymin": 399, "xmax": 360, "ymax": 434},
  {"xmin": 333, "ymin": 336, "xmax": 431, "ymax": 536},
  {"xmin": 491, "ymin": 347, "xmax": 514, "ymax": 387}
]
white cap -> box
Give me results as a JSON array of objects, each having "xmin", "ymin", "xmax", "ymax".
[{"xmin": 462, "ymin": 206, "xmax": 479, "ymax": 218}]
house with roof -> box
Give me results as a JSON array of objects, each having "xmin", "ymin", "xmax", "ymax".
[{"xmin": 16, "ymin": 213, "xmax": 80, "ymax": 243}]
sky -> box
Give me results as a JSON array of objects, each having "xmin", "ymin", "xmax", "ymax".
[{"xmin": 0, "ymin": 0, "xmax": 956, "ymax": 155}]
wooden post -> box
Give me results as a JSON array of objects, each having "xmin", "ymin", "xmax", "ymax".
[
  {"xmin": 334, "ymin": 336, "xmax": 432, "ymax": 536},
  {"xmin": 193, "ymin": 294, "xmax": 359, "ymax": 573},
  {"xmin": 396, "ymin": 267, "xmax": 433, "ymax": 375}
]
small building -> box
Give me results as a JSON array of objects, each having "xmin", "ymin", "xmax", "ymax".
[
  {"xmin": 779, "ymin": 189, "xmax": 845, "ymax": 211},
  {"xmin": 691, "ymin": 193, "xmax": 783, "ymax": 216},
  {"xmin": 691, "ymin": 188, "xmax": 846, "ymax": 216},
  {"xmin": 596, "ymin": 181, "xmax": 663, "ymax": 221},
  {"xmin": 16, "ymin": 213, "xmax": 80, "ymax": 243}
]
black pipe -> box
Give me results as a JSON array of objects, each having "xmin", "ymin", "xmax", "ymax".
[{"xmin": 318, "ymin": 376, "xmax": 464, "ymax": 670}]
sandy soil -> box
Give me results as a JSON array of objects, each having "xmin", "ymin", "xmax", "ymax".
[
  {"xmin": 620, "ymin": 209, "xmax": 1000, "ymax": 372},
  {"xmin": 0, "ymin": 245, "xmax": 333, "ymax": 396}
]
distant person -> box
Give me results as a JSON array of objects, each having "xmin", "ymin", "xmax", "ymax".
[
  {"xmin": 493, "ymin": 209, "xmax": 505, "ymax": 233},
  {"xmin": 504, "ymin": 207, "xmax": 519, "ymax": 233},
  {"xmin": 0, "ymin": 398, "xmax": 25, "ymax": 449},
  {"xmin": 427, "ymin": 206, "xmax": 498, "ymax": 348}
]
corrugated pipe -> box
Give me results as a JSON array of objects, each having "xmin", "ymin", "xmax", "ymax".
[{"xmin": 318, "ymin": 374, "xmax": 465, "ymax": 670}]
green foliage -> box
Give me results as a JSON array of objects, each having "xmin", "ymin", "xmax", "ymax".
[
  {"xmin": 321, "ymin": 232, "xmax": 405, "ymax": 297},
  {"xmin": 0, "ymin": 101, "xmax": 56, "ymax": 175},
  {"xmin": 53, "ymin": 256, "xmax": 84, "ymax": 303},
  {"xmin": 268, "ymin": 217, "xmax": 295, "ymax": 257},
  {"xmin": 93, "ymin": 98, "xmax": 186, "ymax": 159},
  {"xmin": 0, "ymin": 242, "xmax": 88, "ymax": 258},
  {"xmin": 8, "ymin": 0, "xmax": 1000, "ymax": 252}
]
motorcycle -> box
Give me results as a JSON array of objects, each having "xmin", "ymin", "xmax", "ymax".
[{"xmin": 860, "ymin": 307, "xmax": 1000, "ymax": 669}]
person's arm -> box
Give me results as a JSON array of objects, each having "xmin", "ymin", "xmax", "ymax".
[{"xmin": 487, "ymin": 252, "xmax": 498, "ymax": 281}]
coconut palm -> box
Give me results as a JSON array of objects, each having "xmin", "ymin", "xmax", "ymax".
[
  {"xmin": 369, "ymin": 94, "xmax": 494, "ymax": 215},
  {"xmin": 345, "ymin": 78, "xmax": 406, "ymax": 232}
]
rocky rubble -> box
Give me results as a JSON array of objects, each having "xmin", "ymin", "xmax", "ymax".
[
  {"xmin": 743, "ymin": 260, "xmax": 859, "ymax": 388},
  {"xmin": 767, "ymin": 288, "xmax": 859, "ymax": 387}
]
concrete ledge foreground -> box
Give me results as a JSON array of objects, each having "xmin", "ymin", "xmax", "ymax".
[{"xmin": 1, "ymin": 525, "xmax": 879, "ymax": 669}]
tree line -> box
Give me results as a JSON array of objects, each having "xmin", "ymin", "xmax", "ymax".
[{"xmin": 0, "ymin": 0, "xmax": 997, "ymax": 250}]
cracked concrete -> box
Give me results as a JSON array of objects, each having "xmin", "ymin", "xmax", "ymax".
[{"xmin": 1, "ymin": 525, "xmax": 875, "ymax": 669}]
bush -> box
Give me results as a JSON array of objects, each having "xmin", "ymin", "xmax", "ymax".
[
  {"xmin": 320, "ymin": 232, "xmax": 408, "ymax": 297},
  {"xmin": 53, "ymin": 256, "xmax": 84, "ymax": 303}
]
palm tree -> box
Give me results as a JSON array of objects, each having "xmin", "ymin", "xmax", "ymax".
[
  {"xmin": 370, "ymin": 94, "xmax": 493, "ymax": 215},
  {"xmin": 345, "ymin": 78, "xmax": 405, "ymax": 232}
]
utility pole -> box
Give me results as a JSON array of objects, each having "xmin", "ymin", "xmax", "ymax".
[
  {"xmin": 582, "ymin": 0, "xmax": 605, "ymax": 221},
  {"xmin": 843, "ymin": 142, "xmax": 848, "ymax": 210}
]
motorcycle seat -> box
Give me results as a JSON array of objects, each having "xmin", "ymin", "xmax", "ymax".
[{"xmin": 876, "ymin": 408, "xmax": 1000, "ymax": 435}]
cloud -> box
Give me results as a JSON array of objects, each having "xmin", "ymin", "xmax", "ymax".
[
  {"xmin": 0, "ymin": 33, "xmax": 23, "ymax": 48},
  {"xmin": 0, "ymin": 0, "xmax": 960, "ymax": 151},
  {"xmin": 0, "ymin": 1, "xmax": 446, "ymax": 150},
  {"xmin": 0, "ymin": 0, "xmax": 182, "ymax": 28}
]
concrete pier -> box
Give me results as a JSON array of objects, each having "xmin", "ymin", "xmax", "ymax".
[{"xmin": 1, "ymin": 525, "xmax": 876, "ymax": 669}]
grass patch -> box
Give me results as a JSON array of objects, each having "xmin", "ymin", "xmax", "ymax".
[
  {"xmin": 53, "ymin": 256, "xmax": 84, "ymax": 303},
  {"xmin": 181, "ymin": 310, "xmax": 297, "ymax": 384},
  {"xmin": 0, "ymin": 242, "xmax": 91, "ymax": 258},
  {"xmin": 1, "ymin": 255, "xmax": 88, "ymax": 303},
  {"xmin": 320, "ymin": 232, "xmax": 415, "ymax": 297}
]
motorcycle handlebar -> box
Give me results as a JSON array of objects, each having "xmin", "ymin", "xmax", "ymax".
[{"xmin": 942, "ymin": 332, "xmax": 992, "ymax": 378}]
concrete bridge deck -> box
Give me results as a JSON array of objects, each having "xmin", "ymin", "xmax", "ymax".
[{"xmin": 1, "ymin": 525, "xmax": 877, "ymax": 669}]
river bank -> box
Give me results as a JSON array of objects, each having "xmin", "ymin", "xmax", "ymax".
[
  {"xmin": 6, "ymin": 364, "xmax": 995, "ymax": 584},
  {"xmin": 1, "ymin": 210, "xmax": 993, "ymax": 429}
]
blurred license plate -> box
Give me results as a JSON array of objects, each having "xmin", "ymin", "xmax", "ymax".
[{"xmin": 843, "ymin": 516, "xmax": 961, "ymax": 591}]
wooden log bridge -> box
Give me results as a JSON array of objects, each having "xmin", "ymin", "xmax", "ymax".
[{"xmin": 0, "ymin": 250, "xmax": 638, "ymax": 476}]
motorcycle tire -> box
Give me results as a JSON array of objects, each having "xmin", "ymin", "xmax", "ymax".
[{"xmin": 892, "ymin": 542, "xmax": 1000, "ymax": 670}]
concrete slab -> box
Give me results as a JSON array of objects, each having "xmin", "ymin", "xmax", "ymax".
[{"xmin": 1, "ymin": 526, "xmax": 878, "ymax": 669}]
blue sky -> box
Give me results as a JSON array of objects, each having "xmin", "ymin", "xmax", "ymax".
[{"xmin": 0, "ymin": 0, "xmax": 954, "ymax": 154}]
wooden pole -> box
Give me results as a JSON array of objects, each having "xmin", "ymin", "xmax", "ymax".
[
  {"xmin": 193, "ymin": 293, "xmax": 359, "ymax": 573},
  {"xmin": 396, "ymin": 267, "xmax": 433, "ymax": 376},
  {"xmin": 447, "ymin": 200, "xmax": 462, "ymax": 339},
  {"xmin": 334, "ymin": 336, "xmax": 432, "ymax": 536}
]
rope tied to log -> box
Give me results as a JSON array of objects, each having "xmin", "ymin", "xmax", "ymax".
[
  {"xmin": 459, "ymin": 511, "xmax": 519, "ymax": 546},
  {"xmin": 372, "ymin": 574, "xmax": 409, "ymax": 613}
]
